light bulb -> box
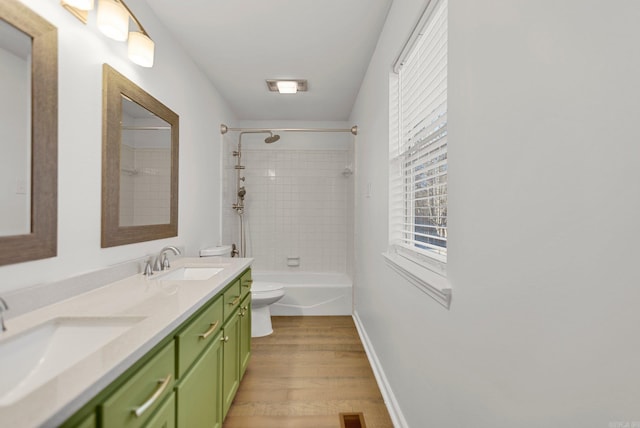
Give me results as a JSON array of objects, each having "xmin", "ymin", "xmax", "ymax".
[
  {"xmin": 97, "ymin": 0, "xmax": 129, "ymax": 41},
  {"xmin": 128, "ymin": 32, "xmax": 155, "ymax": 67},
  {"xmin": 276, "ymin": 81, "xmax": 298, "ymax": 94}
]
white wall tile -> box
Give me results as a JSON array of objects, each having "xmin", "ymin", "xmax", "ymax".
[{"xmin": 223, "ymin": 148, "xmax": 352, "ymax": 272}]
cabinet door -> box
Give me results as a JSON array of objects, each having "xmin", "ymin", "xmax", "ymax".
[
  {"xmin": 176, "ymin": 332, "xmax": 223, "ymax": 428},
  {"xmin": 143, "ymin": 393, "xmax": 175, "ymax": 428},
  {"xmin": 239, "ymin": 295, "xmax": 251, "ymax": 379},
  {"xmin": 222, "ymin": 310, "xmax": 240, "ymax": 419}
]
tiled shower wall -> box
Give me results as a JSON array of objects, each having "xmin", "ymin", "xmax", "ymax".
[{"xmin": 223, "ymin": 146, "xmax": 352, "ymax": 273}]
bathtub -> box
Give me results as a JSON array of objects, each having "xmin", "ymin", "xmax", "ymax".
[{"xmin": 252, "ymin": 272, "xmax": 352, "ymax": 316}]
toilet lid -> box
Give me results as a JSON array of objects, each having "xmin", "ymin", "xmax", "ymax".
[
  {"xmin": 199, "ymin": 245, "xmax": 231, "ymax": 257},
  {"xmin": 252, "ymin": 281, "xmax": 284, "ymax": 292}
]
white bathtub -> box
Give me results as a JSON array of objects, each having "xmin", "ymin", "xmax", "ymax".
[{"xmin": 252, "ymin": 272, "xmax": 352, "ymax": 316}]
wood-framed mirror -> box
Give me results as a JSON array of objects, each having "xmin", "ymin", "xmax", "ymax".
[
  {"xmin": 0, "ymin": 0, "xmax": 57, "ymax": 266},
  {"xmin": 102, "ymin": 64, "xmax": 179, "ymax": 248}
]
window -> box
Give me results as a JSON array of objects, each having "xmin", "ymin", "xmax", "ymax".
[{"xmin": 385, "ymin": 0, "xmax": 451, "ymax": 307}]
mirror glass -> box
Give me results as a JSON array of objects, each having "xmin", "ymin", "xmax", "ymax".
[
  {"xmin": 0, "ymin": 0, "xmax": 57, "ymax": 267},
  {"xmin": 102, "ymin": 64, "xmax": 178, "ymax": 248},
  {"xmin": 119, "ymin": 96, "xmax": 172, "ymax": 227},
  {"xmin": 0, "ymin": 19, "xmax": 31, "ymax": 237}
]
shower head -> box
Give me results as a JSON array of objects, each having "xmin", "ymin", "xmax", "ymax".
[{"xmin": 264, "ymin": 134, "xmax": 280, "ymax": 144}]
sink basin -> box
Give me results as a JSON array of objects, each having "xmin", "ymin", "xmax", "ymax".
[
  {"xmin": 0, "ymin": 316, "xmax": 143, "ymax": 406},
  {"xmin": 157, "ymin": 266, "xmax": 224, "ymax": 281}
]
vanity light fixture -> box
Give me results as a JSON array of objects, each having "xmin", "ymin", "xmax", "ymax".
[
  {"xmin": 61, "ymin": 0, "xmax": 155, "ymax": 67},
  {"xmin": 96, "ymin": 0, "xmax": 128, "ymax": 41},
  {"xmin": 62, "ymin": 0, "xmax": 94, "ymax": 10},
  {"xmin": 127, "ymin": 30, "xmax": 154, "ymax": 67},
  {"xmin": 266, "ymin": 79, "xmax": 308, "ymax": 94}
]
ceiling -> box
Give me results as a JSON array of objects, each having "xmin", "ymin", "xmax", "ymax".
[{"xmin": 144, "ymin": 0, "xmax": 393, "ymax": 121}]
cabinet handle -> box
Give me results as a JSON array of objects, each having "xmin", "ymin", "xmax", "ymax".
[
  {"xmin": 238, "ymin": 305, "xmax": 248, "ymax": 317},
  {"xmin": 242, "ymin": 280, "xmax": 253, "ymax": 288},
  {"xmin": 132, "ymin": 373, "xmax": 172, "ymax": 418},
  {"xmin": 221, "ymin": 335, "xmax": 229, "ymax": 343},
  {"xmin": 229, "ymin": 296, "xmax": 240, "ymax": 306},
  {"xmin": 198, "ymin": 320, "xmax": 220, "ymax": 340}
]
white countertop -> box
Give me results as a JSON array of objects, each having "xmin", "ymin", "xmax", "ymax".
[{"xmin": 0, "ymin": 257, "xmax": 252, "ymax": 428}]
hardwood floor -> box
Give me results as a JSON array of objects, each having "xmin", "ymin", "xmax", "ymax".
[{"xmin": 223, "ymin": 316, "xmax": 394, "ymax": 428}]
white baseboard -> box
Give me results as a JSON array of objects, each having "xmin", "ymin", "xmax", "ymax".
[{"xmin": 352, "ymin": 310, "xmax": 409, "ymax": 428}]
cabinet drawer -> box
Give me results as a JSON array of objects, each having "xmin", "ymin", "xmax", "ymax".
[
  {"xmin": 176, "ymin": 296, "xmax": 223, "ymax": 378},
  {"xmin": 239, "ymin": 269, "xmax": 252, "ymax": 300},
  {"xmin": 101, "ymin": 342, "xmax": 175, "ymax": 428},
  {"xmin": 75, "ymin": 412, "xmax": 96, "ymax": 428},
  {"xmin": 223, "ymin": 280, "xmax": 241, "ymax": 320},
  {"xmin": 143, "ymin": 393, "xmax": 175, "ymax": 428}
]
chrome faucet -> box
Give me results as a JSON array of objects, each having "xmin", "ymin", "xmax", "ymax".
[
  {"xmin": 143, "ymin": 259, "xmax": 154, "ymax": 276},
  {"xmin": 0, "ymin": 297, "xmax": 9, "ymax": 332},
  {"xmin": 154, "ymin": 246, "xmax": 181, "ymax": 272}
]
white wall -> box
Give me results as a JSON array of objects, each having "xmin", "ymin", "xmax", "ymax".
[
  {"xmin": 0, "ymin": 0, "xmax": 235, "ymax": 293},
  {"xmin": 351, "ymin": 0, "xmax": 640, "ymax": 427}
]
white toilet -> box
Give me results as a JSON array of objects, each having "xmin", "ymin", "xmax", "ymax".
[
  {"xmin": 199, "ymin": 245, "xmax": 233, "ymax": 259},
  {"xmin": 251, "ymin": 281, "xmax": 285, "ymax": 337},
  {"xmin": 199, "ymin": 245, "xmax": 284, "ymax": 337}
]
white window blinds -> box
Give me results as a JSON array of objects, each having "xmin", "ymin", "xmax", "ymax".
[{"xmin": 390, "ymin": 0, "xmax": 448, "ymax": 266}]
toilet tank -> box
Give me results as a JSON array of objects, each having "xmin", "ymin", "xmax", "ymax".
[{"xmin": 199, "ymin": 245, "xmax": 232, "ymax": 258}]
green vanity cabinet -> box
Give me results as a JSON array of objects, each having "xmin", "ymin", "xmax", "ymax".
[
  {"xmin": 101, "ymin": 341, "xmax": 175, "ymax": 428},
  {"xmin": 175, "ymin": 332, "xmax": 223, "ymax": 428},
  {"xmin": 239, "ymin": 294, "xmax": 252, "ymax": 379},
  {"xmin": 61, "ymin": 268, "xmax": 252, "ymax": 428},
  {"xmin": 220, "ymin": 270, "xmax": 254, "ymax": 419},
  {"xmin": 221, "ymin": 307, "xmax": 241, "ymax": 419},
  {"xmin": 143, "ymin": 393, "xmax": 176, "ymax": 428},
  {"xmin": 223, "ymin": 279, "xmax": 242, "ymax": 320},
  {"xmin": 238, "ymin": 269, "xmax": 252, "ymax": 379},
  {"xmin": 73, "ymin": 413, "xmax": 96, "ymax": 428},
  {"xmin": 239, "ymin": 269, "xmax": 252, "ymax": 300},
  {"xmin": 174, "ymin": 292, "xmax": 225, "ymax": 428},
  {"xmin": 175, "ymin": 295, "xmax": 223, "ymax": 379}
]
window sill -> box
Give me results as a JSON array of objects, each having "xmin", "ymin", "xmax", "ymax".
[{"xmin": 383, "ymin": 251, "xmax": 452, "ymax": 309}]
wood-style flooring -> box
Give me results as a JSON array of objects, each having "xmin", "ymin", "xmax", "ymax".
[{"xmin": 223, "ymin": 316, "xmax": 394, "ymax": 428}]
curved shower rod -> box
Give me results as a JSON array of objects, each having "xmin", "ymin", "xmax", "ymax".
[{"xmin": 219, "ymin": 124, "xmax": 358, "ymax": 136}]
